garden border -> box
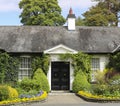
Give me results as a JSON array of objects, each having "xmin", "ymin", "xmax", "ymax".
[
  {"xmin": 0, "ymin": 98, "xmax": 47, "ymax": 106},
  {"xmin": 76, "ymin": 94, "xmax": 120, "ymax": 103}
]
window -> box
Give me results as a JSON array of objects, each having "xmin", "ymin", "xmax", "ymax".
[
  {"xmin": 19, "ymin": 56, "xmax": 32, "ymax": 80},
  {"xmin": 91, "ymin": 58, "xmax": 100, "ymax": 71},
  {"xmin": 91, "ymin": 58, "xmax": 100, "ymax": 81}
]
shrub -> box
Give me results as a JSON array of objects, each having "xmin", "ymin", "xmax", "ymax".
[
  {"xmin": 19, "ymin": 78, "xmax": 41, "ymax": 92},
  {"xmin": 92, "ymin": 84, "xmax": 108, "ymax": 95},
  {"xmin": 33, "ymin": 68, "xmax": 50, "ymax": 92},
  {"xmin": 109, "ymin": 74, "xmax": 120, "ymax": 85},
  {"xmin": 8, "ymin": 86, "xmax": 18, "ymax": 99},
  {"xmin": 19, "ymin": 68, "xmax": 50, "ymax": 93},
  {"xmin": 0, "ymin": 85, "xmax": 18, "ymax": 101},
  {"xmin": 72, "ymin": 70, "xmax": 91, "ymax": 93},
  {"xmin": 0, "ymin": 85, "xmax": 9, "ymax": 101},
  {"xmin": 94, "ymin": 69, "xmax": 107, "ymax": 84}
]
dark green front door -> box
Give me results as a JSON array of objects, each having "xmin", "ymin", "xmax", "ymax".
[{"xmin": 51, "ymin": 62, "xmax": 70, "ymax": 90}]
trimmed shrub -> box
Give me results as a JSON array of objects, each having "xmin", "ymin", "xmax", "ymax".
[
  {"xmin": 33, "ymin": 68, "xmax": 50, "ymax": 92},
  {"xmin": 72, "ymin": 70, "xmax": 91, "ymax": 93},
  {"xmin": 0, "ymin": 85, "xmax": 9, "ymax": 101},
  {"xmin": 8, "ymin": 86, "xmax": 18, "ymax": 99},
  {"xmin": 19, "ymin": 68, "xmax": 50, "ymax": 93},
  {"xmin": 0, "ymin": 85, "xmax": 18, "ymax": 101},
  {"xmin": 19, "ymin": 78, "xmax": 41, "ymax": 92}
]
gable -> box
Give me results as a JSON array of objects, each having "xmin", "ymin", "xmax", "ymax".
[{"xmin": 44, "ymin": 44, "xmax": 78, "ymax": 54}]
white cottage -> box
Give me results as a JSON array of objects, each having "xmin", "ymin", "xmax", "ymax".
[{"xmin": 0, "ymin": 8, "xmax": 120, "ymax": 91}]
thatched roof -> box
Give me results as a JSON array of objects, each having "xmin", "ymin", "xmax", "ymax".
[{"xmin": 0, "ymin": 26, "xmax": 120, "ymax": 53}]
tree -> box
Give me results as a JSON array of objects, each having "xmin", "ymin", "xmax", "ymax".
[
  {"xmin": 75, "ymin": 16, "xmax": 85, "ymax": 26},
  {"xmin": 83, "ymin": 3, "xmax": 117, "ymax": 26},
  {"xmin": 92, "ymin": 0, "xmax": 120, "ymax": 26},
  {"xmin": 19, "ymin": 0, "xmax": 65, "ymax": 25}
]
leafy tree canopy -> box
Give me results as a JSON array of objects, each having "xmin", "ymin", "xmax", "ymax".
[
  {"xmin": 83, "ymin": 3, "xmax": 117, "ymax": 26},
  {"xmin": 75, "ymin": 16, "xmax": 85, "ymax": 26},
  {"xmin": 19, "ymin": 0, "xmax": 65, "ymax": 25},
  {"xmin": 92, "ymin": 0, "xmax": 120, "ymax": 26}
]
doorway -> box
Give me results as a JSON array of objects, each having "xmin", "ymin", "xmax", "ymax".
[{"xmin": 51, "ymin": 62, "xmax": 70, "ymax": 90}]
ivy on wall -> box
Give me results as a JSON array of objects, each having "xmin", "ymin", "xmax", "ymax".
[
  {"xmin": 107, "ymin": 52, "xmax": 120, "ymax": 72},
  {"xmin": 0, "ymin": 52, "xmax": 49, "ymax": 84},
  {"xmin": 0, "ymin": 52, "xmax": 19, "ymax": 84},
  {"xmin": 60, "ymin": 52, "xmax": 91, "ymax": 81},
  {"xmin": 31, "ymin": 54, "xmax": 50, "ymax": 76}
]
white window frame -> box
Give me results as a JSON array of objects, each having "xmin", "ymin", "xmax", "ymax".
[
  {"xmin": 91, "ymin": 58, "xmax": 100, "ymax": 82},
  {"xmin": 19, "ymin": 56, "xmax": 32, "ymax": 80}
]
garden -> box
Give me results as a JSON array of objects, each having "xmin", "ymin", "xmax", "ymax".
[
  {"xmin": 0, "ymin": 53, "xmax": 49, "ymax": 105},
  {"xmin": 0, "ymin": 68, "xmax": 49, "ymax": 105},
  {"xmin": 0, "ymin": 51, "xmax": 120, "ymax": 105},
  {"xmin": 61, "ymin": 52, "xmax": 120, "ymax": 102}
]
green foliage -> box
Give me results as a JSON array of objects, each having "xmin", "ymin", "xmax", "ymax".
[
  {"xmin": 94, "ymin": 69, "xmax": 108, "ymax": 84},
  {"xmin": 92, "ymin": 84, "xmax": 108, "ymax": 95},
  {"xmin": 31, "ymin": 54, "xmax": 49, "ymax": 75},
  {"xmin": 7, "ymin": 86, "xmax": 18, "ymax": 99},
  {"xmin": 19, "ymin": 78, "xmax": 42, "ymax": 92},
  {"xmin": 107, "ymin": 53, "xmax": 120, "ymax": 71},
  {"xmin": 0, "ymin": 53, "xmax": 19, "ymax": 84},
  {"xmin": 91, "ymin": 0, "xmax": 120, "ymax": 26},
  {"xmin": 83, "ymin": 5, "xmax": 117, "ymax": 26},
  {"xmin": 19, "ymin": 68, "xmax": 50, "ymax": 93},
  {"xmin": 92, "ymin": 84, "xmax": 120, "ymax": 97},
  {"xmin": 109, "ymin": 74, "xmax": 120, "ymax": 85},
  {"xmin": 0, "ymin": 85, "xmax": 18, "ymax": 101},
  {"xmin": 0, "ymin": 85, "xmax": 9, "ymax": 101},
  {"xmin": 33, "ymin": 68, "xmax": 50, "ymax": 92},
  {"xmin": 19, "ymin": 0, "xmax": 65, "ymax": 25},
  {"xmin": 60, "ymin": 52, "xmax": 91, "ymax": 81},
  {"xmin": 75, "ymin": 16, "xmax": 85, "ymax": 26},
  {"xmin": 72, "ymin": 71, "xmax": 91, "ymax": 93}
]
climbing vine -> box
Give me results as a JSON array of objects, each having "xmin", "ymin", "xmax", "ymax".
[
  {"xmin": 0, "ymin": 52, "xmax": 19, "ymax": 84},
  {"xmin": 60, "ymin": 52, "xmax": 91, "ymax": 81},
  {"xmin": 31, "ymin": 54, "xmax": 50, "ymax": 76}
]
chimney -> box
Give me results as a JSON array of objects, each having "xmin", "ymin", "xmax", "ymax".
[{"xmin": 67, "ymin": 8, "xmax": 76, "ymax": 30}]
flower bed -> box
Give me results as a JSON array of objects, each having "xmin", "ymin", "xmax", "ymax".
[
  {"xmin": 77, "ymin": 91, "xmax": 120, "ymax": 102},
  {"xmin": 0, "ymin": 91, "xmax": 47, "ymax": 106}
]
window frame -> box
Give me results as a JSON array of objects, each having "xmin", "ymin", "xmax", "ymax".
[
  {"xmin": 91, "ymin": 57, "xmax": 100, "ymax": 82},
  {"xmin": 19, "ymin": 56, "xmax": 32, "ymax": 80}
]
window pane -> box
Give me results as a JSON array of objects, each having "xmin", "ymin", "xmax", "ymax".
[
  {"xmin": 19, "ymin": 57, "xmax": 32, "ymax": 80},
  {"xmin": 91, "ymin": 58, "xmax": 100, "ymax": 71},
  {"xmin": 91, "ymin": 58, "xmax": 100, "ymax": 81}
]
